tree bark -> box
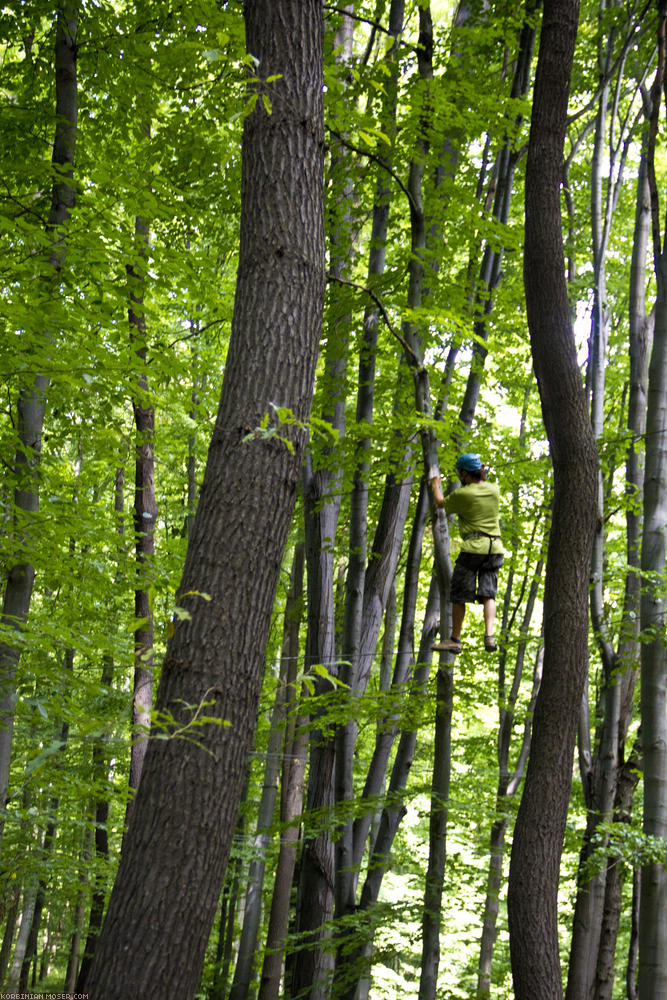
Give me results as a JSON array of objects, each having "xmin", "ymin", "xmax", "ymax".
[
  {"xmin": 507, "ymin": 1, "xmax": 599, "ymax": 998},
  {"xmin": 85, "ymin": 3, "xmax": 325, "ymax": 997}
]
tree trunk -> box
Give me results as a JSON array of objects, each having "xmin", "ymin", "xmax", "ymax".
[
  {"xmin": 477, "ymin": 551, "xmax": 544, "ymax": 999},
  {"xmin": 638, "ymin": 11, "xmax": 667, "ymax": 994},
  {"xmin": 64, "ymin": 820, "xmax": 93, "ymax": 994},
  {"xmin": 333, "ymin": 0, "xmax": 405, "ymax": 956},
  {"xmin": 0, "ymin": 0, "xmax": 78, "ymax": 853},
  {"xmin": 627, "ymin": 867, "xmax": 640, "ymax": 1000},
  {"xmin": 593, "ymin": 742, "xmax": 641, "ymax": 1000},
  {"xmin": 258, "ymin": 546, "xmax": 306, "ymax": 1000},
  {"xmin": 567, "ymin": 12, "xmax": 642, "ymax": 996},
  {"xmin": 289, "ymin": 10, "xmax": 356, "ymax": 986},
  {"xmin": 20, "ymin": 709, "xmax": 70, "ymax": 992},
  {"xmin": 4, "ymin": 882, "xmax": 38, "ymax": 992},
  {"xmin": 419, "ymin": 665, "xmax": 453, "ymax": 1000},
  {"xmin": 85, "ymin": 3, "xmax": 325, "ymax": 997},
  {"xmin": 230, "ymin": 545, "xmax": 302, "ymax": 1000},
  {"xmin": 211, "ymin": 784, "xmax": 248, "ymax": 1000},
  {"xmin": 77, "ymin": 470, "xmax": 123, "ymax": 992},
  {"xmin": 0, "ymin": 885, "xmax": 20, "ymax": 986},
  {"xmin": 127, "ymin": 210, "xmax": 156, "ymax": 808},
  {"xmin": 507, "ymin": 1, "xmax": 599, "ymax": 998}
]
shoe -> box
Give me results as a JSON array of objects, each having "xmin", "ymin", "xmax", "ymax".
[
  {"xmin": 484, "ymin": 634, "xmax": 497, "ymax": 652},
  {"xmin": 432, "ymin": 637, "xmax": 462, "ymax": 654}
]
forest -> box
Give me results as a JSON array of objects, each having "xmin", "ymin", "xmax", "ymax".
[{"xmin": 1, "ymin": 0, "xmax": 666, "ymax": 998}]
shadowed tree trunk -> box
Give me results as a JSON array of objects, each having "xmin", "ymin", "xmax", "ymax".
[
  {"xmin": 507, "ymin": 0, "xmax": 599, "ymax": 998},
  {"xmin": 84, "ymin": 3, "xmax": 325, "ymax": 997}
]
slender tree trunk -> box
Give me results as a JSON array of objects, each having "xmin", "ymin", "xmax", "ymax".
[
  {"xmin": 590, "ymin": 120, "xmax": 652, "ymax": 1000},
  {"xmin": 0, "ymin": 885, "xmax": 20, "ymax": 985},
  {"xmin": 507, "ymin": 2, "xmax": 599, "ymax": 998},
  {"xmin": 75, "ymin": 690, "xmax": 111, "ymax": 991},
  {"xmin": 211, "ymin": 784, "xmax": 248, "ymax": 1000},
  {"xmin": 64, "ymin": 821, "xmax": 93, "ymax": 994},
  {"xmin": 127, "ymin": 211, "xmax": 156, "ymax": 809},
  {"xmin": 419, "ymin": 664, "xmax": 453, "ymax": 1000},
  {"xmin": 228, "ymin": 682, "xmax": 283, "ymax": 1000},
  {"xmin": 332, "ymin": 0, "xmax": 405, "ymax": 955},
  {"xmin": 289, "ymin": 10, "xmax": 356, "ymax": 987},
  {"xmin": 4, "ymin": 882, "xmax": 38, "ymax": 992},
  {"xmin": 627, "ymin": 867, "xmax": 640, "ymax": 1000},
  {"xmin": 477, "ymin": 572, "xmax": 544, "ymax": 998},
  {"xmin": 0, "ymin": 0, "xmax": 78, "ymax": 854},
  {"xmin": 230, "ymin": 544, "xmax": 303, "ymax": 1000},
  {"xmin": 85, "ymin": 3, "xmax": 325, "ymax": 996},
  {"xmin": 567, "ymin": 12, "xmax": 642, "ymax": 995},
  {"xmin": 258, "ymin": 546, "xmax": 306, "ymax": 1000},
  {"xmin": 593, "ymin": 742, "xmax": 641, "ymax": 1000},
  {"xmin": 20, "ymin": 708, "xmax": 70, "ymax": 992},
  {"xmin": 392, "ymin": 9, "xmax": 455, "ymax": 1000},
  {"xmin": 76, "ymin": 470, "xmax": 123, "ymax": 992},
  {"xmin": 638, "ymin": 10, "xmax": 667, "ymax": 994}
]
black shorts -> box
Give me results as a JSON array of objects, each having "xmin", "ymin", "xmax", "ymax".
[{"xmin": 451, "ymin": 551, "xmax": 504, "ymax": 604}]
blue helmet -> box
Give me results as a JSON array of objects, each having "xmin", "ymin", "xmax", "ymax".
[{"xmin": 456, "ymin": 452, "xmax": 483, "ymax": 472}]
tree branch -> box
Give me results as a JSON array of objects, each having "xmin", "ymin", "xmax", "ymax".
[{"xmin": 326, "ymin": 273, "xmax": 422, "ymax": 366}]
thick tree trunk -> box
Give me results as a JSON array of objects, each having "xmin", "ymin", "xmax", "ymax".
[
  {"xmin": 85, "ymin": 4, "xmax": 325, "ymax": 997},
  {"xmin": 0, "ymin": 0, "xmax": 78, "ymax": 852},
  {"xmin": 507, "ymin": 1, "xmax": 599, "ymax": 998}
]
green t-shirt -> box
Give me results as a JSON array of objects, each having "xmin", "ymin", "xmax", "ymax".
[{"xmin": 443, "ymin": 481, "xmax": 504, "ymax": 555}]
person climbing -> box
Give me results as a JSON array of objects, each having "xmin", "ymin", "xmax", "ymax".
[{"xmin": 429, "ymin": 453, "xmax": 504, "ymax": 654}]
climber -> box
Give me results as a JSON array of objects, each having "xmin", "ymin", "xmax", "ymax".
[{"xmin": 429, "ymin": 453, "xmax": 504, "ymax": 654}]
